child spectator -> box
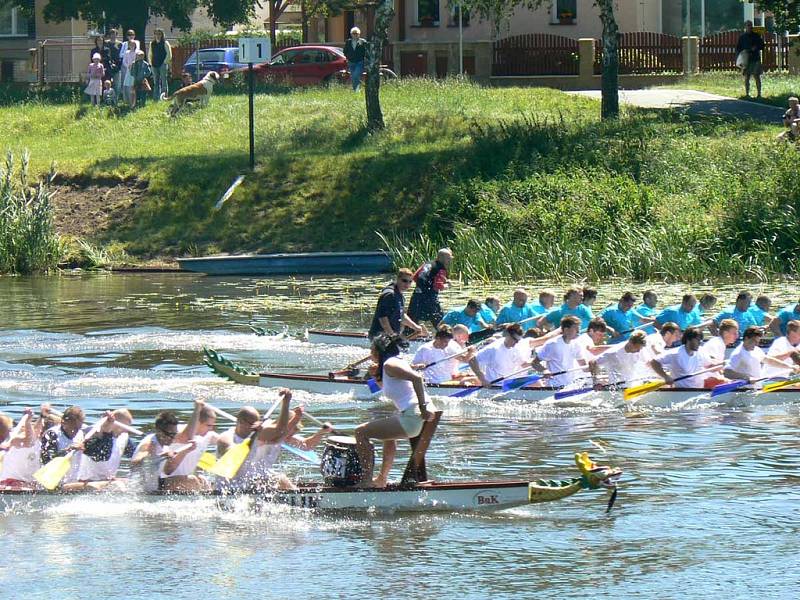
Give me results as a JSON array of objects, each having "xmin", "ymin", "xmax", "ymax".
[
  {"xmin": 129, "ymin": 50, "xmax": 153, "ymax": 109},
  {"xmin": 102, "ymin": 80, "xmax": 117, "ymax": 107},
  {"xmin": 779, "ymin": 96, "xmax": 800, "ymax": 141},
  {"xmin": 84, "ymin": 53, "xmax": 105, "ymax": 106}
]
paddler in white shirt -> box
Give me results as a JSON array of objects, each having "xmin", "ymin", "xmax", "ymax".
[
  {"xmin": 724, "ymin": 327, "xmax": 768, "ymax": 383},
  {"xmin": 468, "ymin": 323, "xmax": 531, "ymax": 387},
  {"xmin": 161, "ymin": 400, "xmax": 219, "ymax": 492},
  {"xmin": 530, "ymin": 316, "xmax": 589, "ymax": 388},
  {"xmin": 412, "ymin": 325, "xmax": 473, "ymax": 384},
  {"xmin": 649, "ymin": 327, "xmax": 722, "ymax": 388},
  {"xmin": 576, "ymin": 318, "xmax": 611, "ymax": 357},
  {"xmin": 700, "ymin": 319, "xmax": 739, "ymax": 364},
  {"xmin": 591, "ymin": 331, "xmax": 649, "ymax": 388},
  {"xmin": 40, "ymin": 405, "xmax": 87, "ymax": 485},
  {"xmin": 65, "ymin": 409, "xmax": 137, "ymax": 491},
  {"xmin": 763, "ymin": 319, "xmax": 800, "ymax": 379},
  {"xmin": 130, "ymin": 410, "xmax": 180, "ymax": 492}
]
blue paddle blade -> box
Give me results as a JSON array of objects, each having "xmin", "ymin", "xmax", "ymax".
[
  {"xmin": 501, "ymin": 374, "xmax": 542, "ymax": 391},
  {"xmin": 449, "ymin": 385, "xmax": 481, "ymax": 398},
  {"xmin": 553, "ymin": 386, "xmax": 593, "ymax": 400},
  {"xmin": 366, "ymin": 378, "xmax": 381, "ymax": 394},
  {"xmin": 710, "ymin": 379, "xmax": 748, "ymax": 397}
]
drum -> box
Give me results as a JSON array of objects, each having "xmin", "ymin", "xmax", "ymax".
[{"xmin": 320, "ymin": 435, "xmax": 373, "ymax": 487}]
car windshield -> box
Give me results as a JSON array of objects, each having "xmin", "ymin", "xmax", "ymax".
[{"xmin": 186, "ymin": 50, "xmax": 228, "ymax": 63}]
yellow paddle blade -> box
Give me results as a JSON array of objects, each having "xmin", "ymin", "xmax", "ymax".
[
  {"xmin": 760, "ymin": 378, "xmax": 800, "ymax": 394},
  {"xmin": 623, "ymin": 380, "xmax": 665, "ymax": 401},
  {"xmin": 209, "ymin": 439, "xmax": 252, "ymax": 479},
  {"xmin": 34, "ymin": 455, "xmax": 73, "ymax": 490},
  {"xmin": 197, "ymin": 452, "xmax": 217, "ymax": 472}
]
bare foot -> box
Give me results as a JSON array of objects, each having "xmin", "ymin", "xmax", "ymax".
[{"xmin": 372, "ymin": 475, "xmax": 388, "ymax": 489}]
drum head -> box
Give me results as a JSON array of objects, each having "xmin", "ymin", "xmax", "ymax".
[{"xmin": 328, "ymin": 435, "xmax": 357, "ymax": 446}]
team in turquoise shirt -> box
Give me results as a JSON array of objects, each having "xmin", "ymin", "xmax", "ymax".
[
  {"xmin": 496, "ymin": 289, "xmax": 538, "ymax": 326},
  {"xmin": 713, "ymin": 292, "xmax": 758, "ymax": 338},
  {"xmin": 771, "ymin": 301, "xmax": 800, "ymax": 336},
  {"xmin": 631, "ymin": 290, "xmax": 658, "ymax": 334},
  {"xmin": 543, "ymin": 287, "xmax": 593, "ymax": 329},
  {"xmin": 441, "ymin": 299, "xmax": 490, "ymax": 333},
  {"xmin": 655, "ymin": 294, "xmax": 703, "ymax": 330},
  {"xmin": 478, "ymin": 297, "xmax": 500, "ymax": 325},
  {"xmin": 599, "ymin": 292, "xmax": 638, "ymax": 343}
]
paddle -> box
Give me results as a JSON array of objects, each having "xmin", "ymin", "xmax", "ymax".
[
  {"xmin": 33, "ymin": 417, "xmax": 106, "ymax": 491},
  {"xmin": 301, "ymin": 410, "xmax": 343, "ymax": 435},
  {"xmin": 757, "ymin": 376, "xmax": 800, "ymax": 395},
  {"xmin": 206, "ymin": 401, "xmax": 277, "ymax": 479},
  {"xmin": 623, "ymin": 364, "xmax": 722, "ymax": 401},
  {"xmin": 329, "ymin": 353, "xmax": 373, "ymax": 377},
  {"xmin": 449, "ymin": 364, "xmax": 535, "ymax": 398}
]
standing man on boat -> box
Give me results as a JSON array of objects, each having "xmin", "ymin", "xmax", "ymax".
[
  {"xmin": 736, "ymin": 20, "xmax": 764, "ymax": 99},
  {"xmin": 407, "ymin": 248, "xmax": 453, "ymax": 328},
  {"xmin": 368, "ymin": 268, "xmax": 427, "ymax": 340}
]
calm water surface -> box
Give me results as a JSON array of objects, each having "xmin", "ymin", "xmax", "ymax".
[{"xmin": 1, "ymin": 273, "xmax": 799, "ymax": 600}]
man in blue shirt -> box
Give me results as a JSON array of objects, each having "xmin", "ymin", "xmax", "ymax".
[
  {"xmin": 496, "ymin": 289, "xmax": 537, "ymax": 326},
  {"xmin": 600, "ymin": 291, "xmax": 638, "ymax": 343},
  {"xmin": 654, "ymin": 294, "xmax": 704, "ymax": 331},
  {"xmin": 692, "ymin": 293, "xmax": 718, "ymax": 321},
  {"xmin": 540, "ymin": 287, "xmax": 593, "ymax": 330},
  {"xmin": 529, "ymin": 290, "xmax": 555, "ymax": 316},
  {"xmin": 441, "ymin": 299, "xmax": 490, "ymax": 333},
  {"xmin": 368, "ymin": 269, "xmax": 427, "ymax": 339},
  {"xmin": 748, "ymin": 294, "xmax": 772, "ymax": 327},
  {"xmin": 712, "ymin": 291, "xmax": 758, "ymax": 338},
  {"xmin": 631, "ymin": 290, "xmax": 658, "ymax": 334},
  {"xmin": 478, "ymin": 297, "xmax": 500, "ymax": 325},
  {"xmin": 770, "ymin": 299, "xmax": 800, "ymax": 337}
]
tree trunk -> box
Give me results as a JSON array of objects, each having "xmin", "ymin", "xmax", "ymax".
[
  {"xmin": 597, "ymin": 0, "xmax": 619, "ymax": 120},
  {"xmin": 301, "ymin": 0, "xmax": 309, "ymax": 43},
  {"xmin": 269, "ymin": 5, "xmax": 278, "ymax": 49},
  {"xmin": 364, "ymin": 0, "xmax": 394, "ymax": 131}
]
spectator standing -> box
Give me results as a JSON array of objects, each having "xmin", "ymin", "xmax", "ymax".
[
  {"xmin": 343, "ymin": 26, "xmax": 367, "ymax": 92},
  {"xmin": 106, "ymin": 29, "xmax": 122, "ymax": 91},
  {"xmin": 149, "ymin": 28, "xmax": 172, "ymax": 101},
  {"xmin": 84, "ymin": 53, "xmax": 105, "ymax": 106},
  {"xmin": 408, "ymin": 248, "xmax": 453, "ymax": 328},
  {"xmin": 129, "ymin": 50, "xmax": 153, "ymax": 109},
  {"xmin": 120, "ymin": 29, "xmax": 140, "ymax": 104},
  {"xmin": 90, "ymin": 36, "xmax": 110, "ymax": 78},
  {"xmin": 736, "ymin": 20, "xmax": 764, "ymax": 98},
  {"xmin": 101, "ymin": 80, "xmax": 118, "ymax": 107}
]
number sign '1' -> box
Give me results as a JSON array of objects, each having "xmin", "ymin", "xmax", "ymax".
[{"xmin": 239, "ymin": 38, "xmax": 271, "ymax": 64}]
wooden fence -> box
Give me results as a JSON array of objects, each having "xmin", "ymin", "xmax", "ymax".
[
  {"xmin": 492, "ymin": 34, "xmax": 579, "ymax": 76},
  {"xmin": 699, "ymin": 30, "xmax": 787, "ymax": 72},
  {"xmin": 593, "ymin": 32, "xmax": 682, "ymax": 75}
]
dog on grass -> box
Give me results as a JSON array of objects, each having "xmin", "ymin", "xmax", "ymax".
[{"xmin": 161, "ymin": 71, "xmax": 220, "ymax": 117}]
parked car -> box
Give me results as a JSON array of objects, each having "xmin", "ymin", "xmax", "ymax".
[
  {"xmin": 232, "ymin": 45, "xmax": 396, "ymax": 86},
  {"xmin": 183, "ymin": 47, "xmax": 247, "ymax": 80}
]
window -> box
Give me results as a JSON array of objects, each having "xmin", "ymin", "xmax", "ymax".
[
  {"xmin": 417, "ymin": 0, "xmax": 440, "ymax": 25},
  {"xmin": 0, "ymin": 6, "xmax": 28, "ymax": 37},
  {"xmin": 551, "ymin": 0, "xmax": 576, "ymax": 23},
  {"xmin": 448, "ymin": 4, "xmax": 470, "ymax": 27}
]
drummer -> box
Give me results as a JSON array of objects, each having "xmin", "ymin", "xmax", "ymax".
[{"xmin": 354, "ymin": 334, "xmax": 436, "ymax": 488}]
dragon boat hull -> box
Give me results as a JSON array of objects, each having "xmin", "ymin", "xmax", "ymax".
[{"xmin": 306, "ymin": 329, "xmax": 427, "ymax": 351}]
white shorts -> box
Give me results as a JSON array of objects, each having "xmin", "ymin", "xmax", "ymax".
[{"xmin": 397, "ymin": 401, "xmax": 437, "ymax": 438}]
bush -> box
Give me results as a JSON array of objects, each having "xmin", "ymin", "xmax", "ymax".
[{"xmin": 0, "ymin": 151, "xmax": 61, "ymax": 274}]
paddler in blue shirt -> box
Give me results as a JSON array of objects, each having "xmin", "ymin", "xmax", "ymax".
[
  {"xmin": 748, "ymin": 294, "xmax": 773, "ymax": 327},
  {"xmin": 478, "ymin": 297, "xmax": 500, "ymax": 325},
  {"xmin": 631, "ymin": 290, "xmax": 658, "ymax": 334},
  {"xmin": 539, "ymin": 287, "xmax": 593, "ymax": 331},
  {"xmin": 599, "ymin": 291, "xmax": 638, "ymax": 343},
  {"xmin": 441, "ymin": 299, "xmax": 491, "ymax": 333},
  {"xmin": 529, "ymin": 289, "xmax": 556, "ymax": 316},
  {"xmin": 496, "ymin": 289, "xmax": 537, "ymax": 327},
  {"xmin": 654, "ymin": 294, "xmax": 704, "ymax": 331},
  {"xmin": 770, "ymin": 299, "xmax": 800, "ymax": 337},
  {"xmin": 711, "ymin": 291, "xmax": 758, "ymax": 338},
  {"xmin": 692, "ymin": 293, "xmax": 718, "ymax": 321}
]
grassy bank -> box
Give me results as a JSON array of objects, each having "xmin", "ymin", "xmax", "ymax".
[
  {"xmin": 660, "ymin": 71, "xmax": 800, "ymax": 108},
  {"xmin": 0, "ymin": 79, "xmax": 796, "ymax": 280}
]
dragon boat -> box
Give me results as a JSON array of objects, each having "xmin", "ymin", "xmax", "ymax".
[
  {"xmin": 0, "ymin": 412, "xmax": 620, "ymax": 513},
  {"xmin": 306, "ymin": 329, "xmax": 428, "ymax": 351},
  {"xmin": 203, "ymin": 349, "xmax": 800, "ymax": 407}
]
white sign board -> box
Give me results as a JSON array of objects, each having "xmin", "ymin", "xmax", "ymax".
[{"xmin": 238, "ymin": 37, "xmax": 271, "ymax": 64}]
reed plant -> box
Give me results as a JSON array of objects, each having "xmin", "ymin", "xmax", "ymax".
[{"xmin": 0, "ymin": 151, "xmax": 61, "ymax": 274}]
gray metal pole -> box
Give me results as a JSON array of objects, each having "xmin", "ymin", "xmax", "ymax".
[{"xmin": 458, "ymin": 3, "xmax": 463, "ymax": 76}]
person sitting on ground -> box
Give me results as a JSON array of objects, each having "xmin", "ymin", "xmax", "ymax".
[
  {"xmin": 779, "ymin": 97, "xmax": 800, "ymax": 141},
  {"xmin": 161, "ymin": 400, "xmax": 218, "ymax": 492},
  {"xmin": 408, "ymin": 248, "xmax": 452, "ymax": 328},
  {"xmin": 130, "ymin": 410, "xmax": 180, "ymax": 492},
  {"xmin": 736, "ymin": 20, "xmax": 764, "ymax": 98},
  {"xmin": 749, "ymin": 294, "xmax": 773, "ymax": 327},
  {"xmin": 441, "ymin": 299, "xmax": 491, "ymax": 333},
  {"xmin": 701, "ymin": 318, "xmax": 739, "ymax": 364},
  {"xmin": 355, "ymin": 335, "xmax": 436, "ymax": 488},
  {"xmin": 66, "ymin": 409, "xmax": 137, "ymax": 491},
  {"xmin": 591, "ymin": 331, "xmax": 649, "ymax": 388},
  {"xmin": 479, "ymin": 297, "xmax": 501, "ymax": 325},
  {"xmin": 368, "ymin": 268, "xmax": 426, "ymax": 340},
  {"xmin": 649, "ymin": 327, "xmax": 723, "ymax": 389},
  {"xmin": 412, "ymin": 324, "xmax": 473, "ymax": 384}
]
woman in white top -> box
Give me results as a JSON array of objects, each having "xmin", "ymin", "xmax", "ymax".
[
  {"xmin": 66, "ymin": 409, "xmax": 136, "ymax": 491},
  {"xmin": 0, "ymin": 408, "xmax": 39, "ymax": 488},
  {"xmin": 355, "ymin": 335, "xmax": 435, "ymax": 488}
]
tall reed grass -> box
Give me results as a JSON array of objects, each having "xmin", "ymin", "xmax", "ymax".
[{"xmin": 0, "ymin": 151, "xmax": 61, "ymax": 274}]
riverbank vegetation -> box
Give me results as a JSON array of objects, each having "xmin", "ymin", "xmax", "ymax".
[{"xmin": 0, "ymin": 79, "xmax": 795, "ymax": 280}]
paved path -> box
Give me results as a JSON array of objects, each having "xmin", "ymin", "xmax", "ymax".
[{"xmin": 569, "ymin": 89, "xmax": 782, "ymax": 123}]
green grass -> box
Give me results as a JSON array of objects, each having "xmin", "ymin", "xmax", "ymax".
[
  {"xmin": 659, "ymin": 71, "xmax": 800, "ymax": 107},
  {"xmin": 0, "ymin": 78, "xmax": 796, "ymax": 280}
]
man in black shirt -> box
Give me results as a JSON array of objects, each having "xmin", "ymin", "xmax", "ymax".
[
  {"xmin": 736, "ymin": 20, "xmax": 764, "ymax": 98},
  {"xmin": 368, "ymin": 268, "xmax": 427, "ymax": 339}
]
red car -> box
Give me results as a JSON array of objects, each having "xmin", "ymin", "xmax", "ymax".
[{"xmin": 241, "ymin": 45, "xmax": 348, "ymax": 86}]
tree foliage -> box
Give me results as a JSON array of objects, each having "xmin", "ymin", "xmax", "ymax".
[{"xmin": 755, "ymin": 1, "xmax": 800, "ymax": 33}]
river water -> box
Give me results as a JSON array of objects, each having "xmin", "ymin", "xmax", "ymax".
[{"xmin": 0, "ymin": 273, "xmax": 798, "ymax": 599}]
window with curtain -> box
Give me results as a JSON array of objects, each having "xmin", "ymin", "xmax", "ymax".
[
  {"xmin": 0, "ymin": 6, "xmax": 28, "ymax": 36},
  {"xmin": 553, "ymin": 0, "xmax": 577, "ymax": 22},
  {"xmin": 417, "ymin": 0, "xmax": 440, "ymax": 24}
]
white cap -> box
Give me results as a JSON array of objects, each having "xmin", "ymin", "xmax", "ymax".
[{"xmin": 351, "ymin": 27, "xmax": 361, "ymax": 35}]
